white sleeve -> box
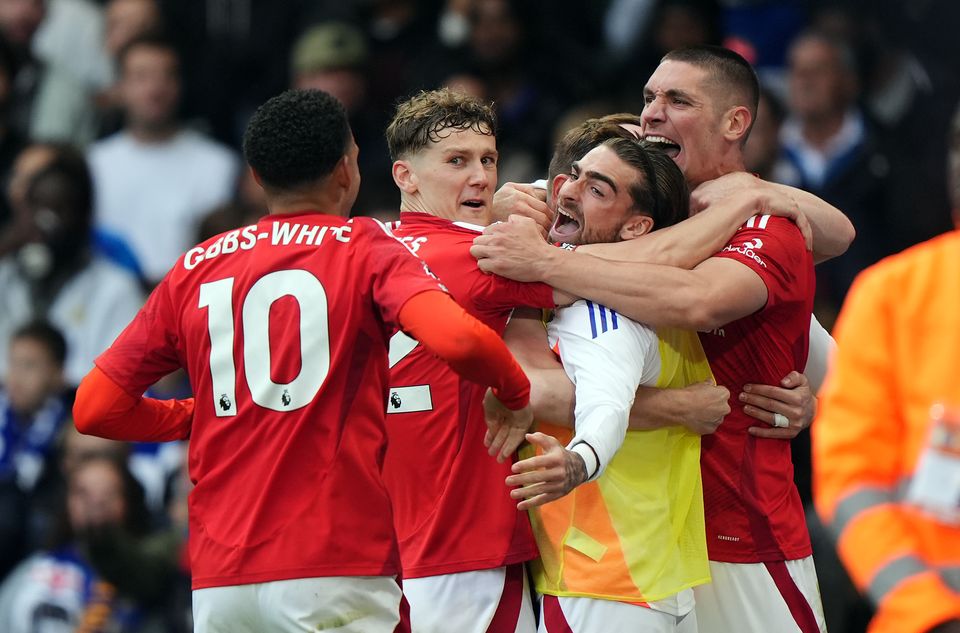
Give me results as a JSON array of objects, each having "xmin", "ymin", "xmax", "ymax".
[
  {"xmin": 804, "ymin": 314, "xmax": 836, "ymax": 394},
  {"xmin": 549, "ymin": 301, "xmax": 658, "ymax": 481}
]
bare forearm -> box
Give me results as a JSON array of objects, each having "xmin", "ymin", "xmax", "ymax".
[
  {"xmin": 578, "ymin": 196, "xmax": 756, "ymax": 269},
  {"xmin": 628, "ymin": 386, "xmax": 691, "ymax": 430},
  {"xmin": 541, "ymin": 251, "xmax": 714, "ymax": 330},
  {"xmin": 528, "ymin": 366, "xmax": 575, "ymax": 426}
]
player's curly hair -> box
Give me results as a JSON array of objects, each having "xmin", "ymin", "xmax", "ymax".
[
  {"xmin": 242, "ymin": 89, "xmax": 351, "ymax": 191},
  {"xmin": 602, "ymin": 137, "xmax": 689, "ymax": 230},
  {"xmin": 385, "ymin": 88, "xmax": 497, "ymax": 161}
]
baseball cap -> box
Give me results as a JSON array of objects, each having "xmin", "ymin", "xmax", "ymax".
[{"xmin": 291, "ymin": 22, "xmax": 368, "ymax": 74}]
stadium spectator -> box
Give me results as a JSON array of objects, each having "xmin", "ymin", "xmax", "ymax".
[
  {"xmin": 0, "ymin": 455, "xmax": 160, "ymax": 632},
  {"xmin": 0, "ymin": 321, "xmax": 69, "ymax": 578},
  {"xmin": 0, "ymin": 152, "xmax": 144, "ymax": 386},
  {"xmin": 87, "ymin": 34, "xmax": 239, "ymax": 286},
  {"xmin": 291, "ymin": 21, "xmax": 395, "ymax": 217},
  {"xmin": 72, "ymin": 88, "xmax": 534, "ymax": 632},
  {"xmin": 779, "ymin": 29, "xmax": 891, "ymax": 320}
]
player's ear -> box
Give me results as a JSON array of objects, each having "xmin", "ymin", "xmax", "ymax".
[
  {"xmin": 551, "ymin": 173, "xmax": 568, "ymax": 202},
  {"xmin": 619, "ymin": 213, "xmax": 654, "ymax": 240},
  {"xmin": 724, "ymin": 105, "xmax": 752, "ymax": 144},
  {"xmin": 333, "ymin": 154, "xmax": 351, "ymax": 189},
  {"xmin": 249, "ymin": 167, "xmax": 264, "ymax": 188},
  {"xmin": 392, "ymin": 160, "xmax": 418, "ymax": 194}
]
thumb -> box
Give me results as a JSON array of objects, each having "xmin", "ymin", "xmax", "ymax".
[
  {"xmin": 780, "ymin": 371, "xmax": 804, "ymax": 388},
  {"xmin": 526, "ymin": 431, "xmax": 559, "ymax": 451}
]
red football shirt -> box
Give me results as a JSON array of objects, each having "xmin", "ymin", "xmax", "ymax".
[
  {"xmin": 95, "ymin": 212, "xmax": 446, "ymax": 589},
  {"xmin": 383, "ymin": 212, "xmax": 555, "ymax": 578},
  {"xmin": 697, "ymin": 214, "xmax": 815, "ymax": 563}
]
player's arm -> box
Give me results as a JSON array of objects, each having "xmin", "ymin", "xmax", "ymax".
[
  {"xmin": 74, "ymin": 366, "xmax": 194, "ymax": 442},
  {"xmin": 499, "ymin": 309, "xmax": 575, "ymax": 425},
  {"xmin": 508, "ymin": 306, "xmax": 647, "ymax": 509},
  {"xmin": 687, "ymin": 172, "xmax": 853, "ymax": 263},
  {"xmin": 534, "ymin": 253, "xmax": 768, "ymax": 331},
  {"xmin": 629, "ymin": 382, "xmax": 731, "ymax": 434},
  {"xmin": 399, "ymin": 290, "xmax": 533, "ymax": 459},
  {"xmin": 500, "ymin": 310, "xmax": 732, "ymax": 435},
  {"xmin": 577, "ymin": 184, "xmax": 810, "ymax": 269}
]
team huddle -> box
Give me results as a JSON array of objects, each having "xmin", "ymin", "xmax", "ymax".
[{"xmin": 72, "ymin": 46, "xmax": 852, "ymax": 633}]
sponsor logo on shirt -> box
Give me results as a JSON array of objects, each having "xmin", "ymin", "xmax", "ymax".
[{"xmin": 722, "ymin": 237, "xmax": 766, "ymax": 268}]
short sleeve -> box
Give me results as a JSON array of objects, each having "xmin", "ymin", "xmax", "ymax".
[
  {"xmin": 713, "ymin": 215, "xmax": 809, "ymax": 310},
  {"xmin": 360, "ymin": 218, "xmax": 449, "ymax": 328}
]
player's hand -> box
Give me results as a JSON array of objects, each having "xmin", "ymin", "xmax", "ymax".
[
  {"xmin": 679, "ymin": 381, "xmax": 730, "ymax": 435},
  {"xmin": 689, "ymin": 171, "xmax": 758, "ymax": 214},
  {"xmin": 491, "ymin": 182, "xmax": 553, "ymax": 234},
  {"xmin": 743, "ymin": 371, "xmax": 815, "ymax": 439},
  {"xmin": 505, "ymin": 432, "xmax": 587, "ymax": 510},
  {"xmin": 691, "ymin": 174, "xmax": 813, "ymax": 250},
  {"xmin": 470, "ymin": 215, "xmax": 554, "ymax": 281},
  {"xmin": 483, "ymin": 390, "xmax": 535, "ymax": 463}
]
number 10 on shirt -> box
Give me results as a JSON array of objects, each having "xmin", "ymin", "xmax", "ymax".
[{"xmin": 198, "ymin": 270, "xmax": 331, "ymax": 416}]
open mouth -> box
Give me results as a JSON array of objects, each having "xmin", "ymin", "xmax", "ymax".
[
  {"xmin": 549, "ymin": 205, "xmax": 581, "ymax": 242},
  {"xmin": 461, "ymin": 199, "xmax": 485, "ymax": 209},
  {"xmin": 643, "ymin": 134, "xmax": 681, "ymax": 159}
]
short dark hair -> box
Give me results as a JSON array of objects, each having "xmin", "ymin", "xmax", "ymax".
[
  {"xmin": 602, "ymin": 137, "xmax": 689, "ymax": 230},
  {"xmin": 386, "ymin": 88, "xmax": 497, "ymax": 161},
  {"xmin": 243, "ymin": 89, "xmax": 351, "ymax": 191},
  {"xmin": 117, "ymin": 33, "xmax": 178, "ymax": 76},
  {"xmin": 547, "ymin": 114, "xmax": 642, "ymax": 184},
  {"xmin": 662, "ymin": 45, "xmax": 760, "ymax": 142},
  {"xmin": 12, "ymin": 320, "xmax": 68, "ymax": 367}
]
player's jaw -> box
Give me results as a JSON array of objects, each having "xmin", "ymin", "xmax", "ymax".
[{"xmin": 549, "ymin": 200, "xmax": 583, "ymax": 244}]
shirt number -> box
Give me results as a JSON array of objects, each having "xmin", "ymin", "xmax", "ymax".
[{"xmin": 198, "ymin": 270, "xmax": 330, "ymax": 416}]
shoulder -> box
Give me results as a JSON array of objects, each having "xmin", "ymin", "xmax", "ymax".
[
  {"xmin": 87, "ymin": 132, "xmax": 129, "ymax": 161},
  {"xmin": 856, "ymin": 230, "xmax": 960, "ymax": 293}
]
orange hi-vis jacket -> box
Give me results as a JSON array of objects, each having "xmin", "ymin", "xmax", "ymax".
[
  {"xmin": 529, "ymin": 326, "xmax": 713, "ymax": 603},
  {"xmin": 814, "ymin": 230, "xmax": 960, "ymax": 633}
]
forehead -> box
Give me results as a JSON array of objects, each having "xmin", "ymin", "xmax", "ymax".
[
  {"xmin": 423, "ymin": 126, "xmax": 496, "ymax": 154},
  {"xmin": 578, "ymin": 145, "xmax": 638, "ymax": 190},
  {"xmin": 644, "ymin": 60, "xmax": 710, "ymax": 97}
]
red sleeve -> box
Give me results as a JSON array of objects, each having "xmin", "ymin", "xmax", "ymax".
[
  {"xmin": 74, "ymin": 366, "xmax": 194, "ymax": 442},
  {"xmin": 398, "ymin": 290, "xmax": 530, "ymax": 410},
  {"xmin": 361, "ymin": 219, "xmax": 449, "ymax": 328},
  {"xmin": 472, "ymin": 273, "xmax": 555, "ymax": 312},
  {"xmin": 714, "ymin": 215, "xmax": 809, "ymax": 310}
]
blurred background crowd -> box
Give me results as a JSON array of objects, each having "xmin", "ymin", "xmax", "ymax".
[{"xmin": 0, "ymin": 0, "xmax": 957, "ymax": 631}]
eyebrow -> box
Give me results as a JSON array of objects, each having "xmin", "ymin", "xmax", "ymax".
[
  {"xmin": 441, "ymin": 146, "xmax": 499, "ymax": 157},
  {"xmin": 643, "ymin": 87, "xmax": 696, "ymax": 102},
  {"xmin": 581, "ymin": 165, "xmax": 618, "ymax": 194}
]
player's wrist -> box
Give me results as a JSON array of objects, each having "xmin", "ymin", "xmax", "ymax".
[{"xmin": 569, "ymin": 443, "xmax": 596, "ymax": 482}]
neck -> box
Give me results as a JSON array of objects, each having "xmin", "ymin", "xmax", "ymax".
[
  {"xmin": 800, "ymin": 111, "xmax": 846, "ymax": 150},
  {"xmin": 266, "ymin": 189, "xmax": 350, "ymax": 218},
  {"xmin": 400, "ymin": 196, "xmax": 491, "ymax": 226},
  {"xmin": 688, "ymin": 153, "xmax": 748, "ymax": 188},
  {"xmin": 127, "ymin": 120, "xmax": 178, "ymax": 143}
]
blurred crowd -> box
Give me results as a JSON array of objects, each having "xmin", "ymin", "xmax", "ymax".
[{"xmin": 0, "ymin": 0, "xmax": 957, "ymax": 631}]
